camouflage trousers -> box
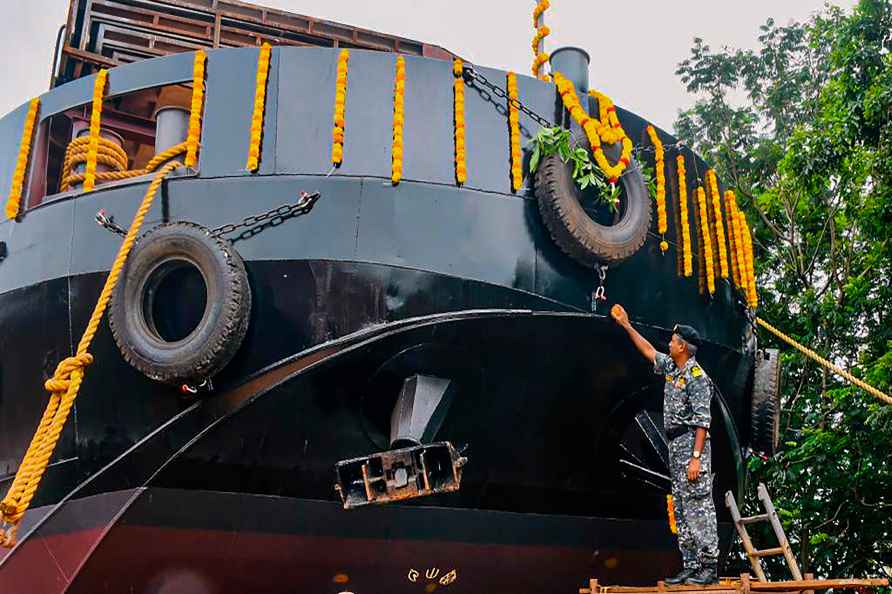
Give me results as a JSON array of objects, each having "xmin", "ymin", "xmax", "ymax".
[{"xmin": 669, "ymin": 431, "xmax": 719, "ymax": 570}]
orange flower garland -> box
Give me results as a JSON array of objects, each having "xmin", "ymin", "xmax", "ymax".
[
  {"xmin": 185, "ymin": 50, "xmax": 207, "ymax": 169},
  {"xmin": 553, "ymin": 73, "xmax": 633, "ymax": 183},
  {"xmin": 646, "ymin": 125, "xmax": 668, "ymax": 252},
  {"xmin": 707, "ymin": 170, "xmax": 729, "ymax": 279},
  {"xmin": 246, "ymin": 43, "xmax": 272, "ymax": 173},
  {"xmin": 667, "ymin": 494, "xmax": 678, "ymax": 534},
  {"xmin": 331, "ymin": 49, "xmax": 350, "ymax": 166},
  {"xmin": 391, "ymin": 56, "xmax": 406, "ymax": 184},
  {"xmin": 531, "ymin": 0, "xmax": 551, "ymax": 81},
  {"xmin": 83, "ymin": 69, "xmax": 109, "ymax": 192},
  {"xmin": 696, "ymin": 186, "xmax": 716, "ymax": 295},
  {"xmin": 453, "ymin": 58, "xmax": 467, "ymax": 185},
  {"xmin": 676, "ymin": 155, "xmax": 693, "ymax": 277},
  {"xmin": 507, "ymin": 72, "xmax": 523, "ymax": 192},
  {"xmin": 724, "ymin": 190, "xmax": 741, "ymax": 288},
  {"xmin": 732, "ymin": 201, "xmax": 748, "ymax": 295},
  {"xmin": 5, "ymin": 98, "xmax": 40, "ymax": 220},
  {"xmin": 739, "ymin": 212, "xmax": 759, "ymax": 308}
]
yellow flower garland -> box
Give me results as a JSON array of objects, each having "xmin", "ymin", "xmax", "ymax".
[
  {"xmin": 453, "ymin": 58, "xmax": 467, "ymax": 185},
  {"xmin": 646, "ymin": 125, "xmax": 668, "ymax": 252},
  {"xmin": 739, "ymin": 212, "xmax": 759, "ymax": 308},
  {"xmin": 5, "ymin": 98, "xmax": 40, "ymax": 220},
  {"xmin": 707, "ymin": 170, "xmax": 729, "ymax": 279},
  {"xmin": 676, "ymin": 155, "xmax": 693, "ymax": 277},
  {"xmin": 531, "ymin": 0, "xmax": 551, "ymax": 81},
  {"xmin": 392, "ymin": 56, "xmax": 406, "ymax": 184},
  {"xmin": 246, "ymin": 43, "xmax": 272, "ymax": 173},
  {"xmin": 696, "ymin": 186, "xmax": 716, "ymax": 295},
  {"xmin": 732, "ymin": 202, "xmax": 748, "ymax": 295},
  {"xmin": 553, "ymin": 73, "xmax": 633, "ymax": 183},
  {"xmin": 724, "ymin": 190, "xmax": 741, "ymax": 288},
  {"xmin": 667, "ymin": 494, "xmax": 678, "ymax": 534},
  {"xmin": 185, "ymin": 50, "xmax": 206, "ymax": 169},
  {"xmin": 331, "ymin": 48, "xmax": 350, "ymax": 166},
  {"xmin": 507, "ymin": 72, "xmax": 523, "ymax": 192},
  {"xmin": 83, "ymin": 69, "xmax": 109, "ymax": 192}
]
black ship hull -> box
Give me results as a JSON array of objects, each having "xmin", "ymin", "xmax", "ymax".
[{"xmin": 0, "ymin": 44, "xmax": 755, "ymax": 592}]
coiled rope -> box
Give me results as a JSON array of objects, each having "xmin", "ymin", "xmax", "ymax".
[
  {"xmin": 60, "ymin": 137, "xmax": 187, "ymax": 192},
  {"xmin": 0, "ymin": 161, "xmax": 183, "ymax": 548}
]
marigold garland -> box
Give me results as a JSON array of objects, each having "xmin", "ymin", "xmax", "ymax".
[
  {"xmin": 453, "ymin": 58, "xmax": 467, "ymax": 185},
  {"xmin": 724, "ymin": 190, "xmax": 741, "ymax": 288},
  {"xmin": 83, "ymin": 69, "xmax": 109, "ymax": 193},
  {"xmin": 739, "ymin": 212, "xmax": 759, "ymax": 308},
  {"xmin": 245, "ymin": 43, "xmax": 272, "ymax": 172},
  {"xmin": 4, "ymin": 98, "xmax": 40, "ymax": 220},
  {"xmin": 391, "ymin": 56, "xmax": 406, "ymax": 184},
  {"xmin": 696, "ymin": 186, "xmax": 716, "ymax": 295},
  {"xmin": 646, "ymin": 125, "xmax": 668, "ymax": 252},
  {"xmin": 676, "ymin": 155, "xmax": 693, "ymax": 277},
  {"xmin": 507, "ymin": 72, "xmax": 523, "ymax": 192},
  {"xmin": 185, "ymin": 50, "xmax": 206, "ymax": 169},
  {"xmin": 667, "ymin": 494, "xmax": 678, "ymax": 534},
  {"xmin": 707, "ymin": 170, "xmax": 729, "ymax": 279},
  {"xmin": 553, "ymin": 73, "xmax": 633, "ymax": 183},
  {"xmin": 732, "ymin": 201, "xmax": 748, "ymax": 295},
  {"xmin": 531, "ymin": 0, "xmax": 551, "ymax": 81},
  {"xmin": 331, "ymin": 48, "xmax": 350, "ymax": 166}
]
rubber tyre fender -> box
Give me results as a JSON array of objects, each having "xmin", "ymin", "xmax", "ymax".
[
  {"xmin": 109, "ymin": 222, "xmax": 251, "ymax": 385},
  {"xmin": 750, "ymin": 348, "xmax": 781, "ymax": 455},
  {"xmin": 534, "ymin": 144, "xmax": 652, "ymax": 266}
]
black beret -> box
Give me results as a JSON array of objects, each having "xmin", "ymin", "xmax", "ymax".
[{"xmin": 673, "ymin": 324, "xmax": 702, "ymax": 347}]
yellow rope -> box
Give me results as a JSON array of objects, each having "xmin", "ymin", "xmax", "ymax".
[
  {"xmin": 61, "ymin": 137, "xmax": 186, "ymax": 191},
  {"xmin": 246, "ymin": 43, "xmax": 272, "ymax": 173},
  {"xmin": 185, "ymin": 50, "xmax": 207, "ymax": 169},
  {"xmin": 676, "ymin": 155, "xmax": 693, "ymax": 277},
  {"xmin": 392, "ymin": 56, "xmax": 406, "ymax": 185},
  {"xmin": 83, "ymin": 70, "xmax": 109, "ymax": 192},
  {"xmin": 331, "ymin": 48, "xmax": 350, "ymax": 166},
  {"xmin": 531, "ymin": 0, "xmax": 551, "ymax": 81},
  {"xmin": 453, "ymin": 58, "xmax": 467, "ymax": 185},
  {"xmin": 507, "ymin": 72, "xmax": 523, "ymax": 192},
  {"xmin": 0, "ymin": 161, "xmax": 183, "ymax": 547},
  {"xmin": 707, "ymin": 170, "xmax": 729, "ymax": 279},
  {"xmin": 755, "ymin": 317, "xmax": 892, "ymax": 406},
  {"xmin": 4, "ymin": 98, "xmax": 41, "ymax": 220},
  {"xmin": 696, "ymin": 186, "xmax": 716, "ymax": 295}
]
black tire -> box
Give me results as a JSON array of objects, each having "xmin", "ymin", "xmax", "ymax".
[
  {"xmin": 109, "ymin": 222, "xmax": 251, "ymax": 385},
  {"xmin": 751, "ymin": 348, "xmax": 781, "ymax": 455},
  {"xmin": 534, "ymin": 143, "xmax": 651, "ymax": 266}
]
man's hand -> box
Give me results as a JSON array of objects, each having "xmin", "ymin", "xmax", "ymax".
[
  {"xmin": 611, "ymin": 304, "xmax": 630, "ymax": 327},
  {"xmin": 687, "ymin": 458, "xmax": 701, "ymax": 481}
]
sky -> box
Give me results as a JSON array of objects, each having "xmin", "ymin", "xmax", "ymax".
[{"xmin": 1, "ymin": 0, "xmax": 857, "ymax": 132}]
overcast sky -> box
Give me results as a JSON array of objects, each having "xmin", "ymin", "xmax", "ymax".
[{"xmin": 2, "ymin": 0, "xmax": 856, "ymax": 132}]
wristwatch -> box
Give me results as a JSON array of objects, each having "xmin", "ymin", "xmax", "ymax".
[{"xmin": 692, "ymin": 450, "xmax": 701, "ymax": 459}]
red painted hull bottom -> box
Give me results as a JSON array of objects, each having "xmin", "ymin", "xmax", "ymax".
[{"xmin": 0, "ymin": 488, "xmax": 688, "ymax": 594}]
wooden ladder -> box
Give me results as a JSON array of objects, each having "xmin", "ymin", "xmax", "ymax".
[{"xmin": 725, "ymin": 483, "xmax": 803, "ymax": 582}]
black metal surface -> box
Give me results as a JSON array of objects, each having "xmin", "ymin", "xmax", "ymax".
[{"xmin": 390, "ymin": 374, "xmax": 455, "ymax": 446}]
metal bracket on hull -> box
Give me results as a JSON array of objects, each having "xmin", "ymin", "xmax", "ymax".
[{"xmin": 334, "ymin": 441, "xmax": 467, "ymax": 509}]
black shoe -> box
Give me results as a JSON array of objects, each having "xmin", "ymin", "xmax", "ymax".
[
  {"xmin": 684, "ymin": 566, "xmax": 718, "ymax": 585},
  {"xmin": 665, "ymin": 568, "xmax": 696, "ymax": 585}
]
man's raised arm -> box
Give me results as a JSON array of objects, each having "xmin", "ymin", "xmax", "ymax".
[{"xmin": 610, "ymin": 304, "xmax": 657, "ymax": 364}]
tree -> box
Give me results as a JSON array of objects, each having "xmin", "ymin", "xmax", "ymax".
[{"xmin": 675, "ymin": 0, "xmax": 892, "ymax": 581}]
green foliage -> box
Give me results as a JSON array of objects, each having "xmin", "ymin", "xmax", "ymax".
[
  {"xmin": 675, "ymin": 0, "xmax": 892, "ymax": 583},
  {"xmin": 528, "ymin": 126, "xmax": 621, "ymax": 211}
]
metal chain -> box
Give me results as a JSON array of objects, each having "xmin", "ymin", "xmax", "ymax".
[
  {"xmin": 462, "ymin": 65, "xmax": 554, "ymax": 129},
  {"xmin": 210, "ymin": 191, "xmax": 320, "ymax": 238}
]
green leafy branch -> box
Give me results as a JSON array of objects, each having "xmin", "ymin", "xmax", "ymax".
[{"xmin": 528, "ymin": 126, "xmax": 621, "ymax": 211}]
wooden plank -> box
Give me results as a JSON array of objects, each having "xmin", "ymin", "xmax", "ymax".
[
  {"xmin": 751, "ymin": 547, "xmax": 785, "ymax": 558},
  {"xmin": 587, "ymin": 578, "xmax": 888, "ymax": 594},
  {"xmin": 749, "ymin": 578, "xmax": 888, "ymax": 591},
  {"xmin": 725, "ymin": 490, "xmax": 767, "ymax": 581},
  {"xmin": 757, "ymin": 483, "xmax": 803, "ymax": 581},
  {"xmin": 741, "ymin": 514, "xmax": 770, "ymax": 525}
]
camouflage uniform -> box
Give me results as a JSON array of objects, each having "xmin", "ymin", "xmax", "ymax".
[{"xmin": 654, "ymin": 352, "xmax": 719, "ymax": 571}]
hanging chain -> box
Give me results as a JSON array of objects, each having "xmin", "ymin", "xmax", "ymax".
[
  {"xmin": 461, "ymin": 65, "xmax": 554, "ymax": 129},
  {"xmin": 591, "ymin": 263, "xmax": 609, "ymax": 312},
  {"xmin": 210, "ymin": 191, "xmax": 320, "ymax": 238}
]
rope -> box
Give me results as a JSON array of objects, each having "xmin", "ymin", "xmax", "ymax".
[
  {"xmin": 755, "ymin": 317, "xmax": 892, "ymax": 406},
  {"xmin": 4, "ymin": 98, "xmax": 41, "ymax": 220},
  {"xmin": 0, "ymin": 161, "xmax": 183, "ymax": 548},
  {"xmin": 83, "ymin": 70, "xmax": 109, "ymax": 192},
  {"xmin": 61, "ymin": 137, "xmax": 187, "ymax": 191}
]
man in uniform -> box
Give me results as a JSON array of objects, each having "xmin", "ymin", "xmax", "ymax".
[{"xmin": 610, "ymin": 304, "xmax": 719, "ymax": 585}]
